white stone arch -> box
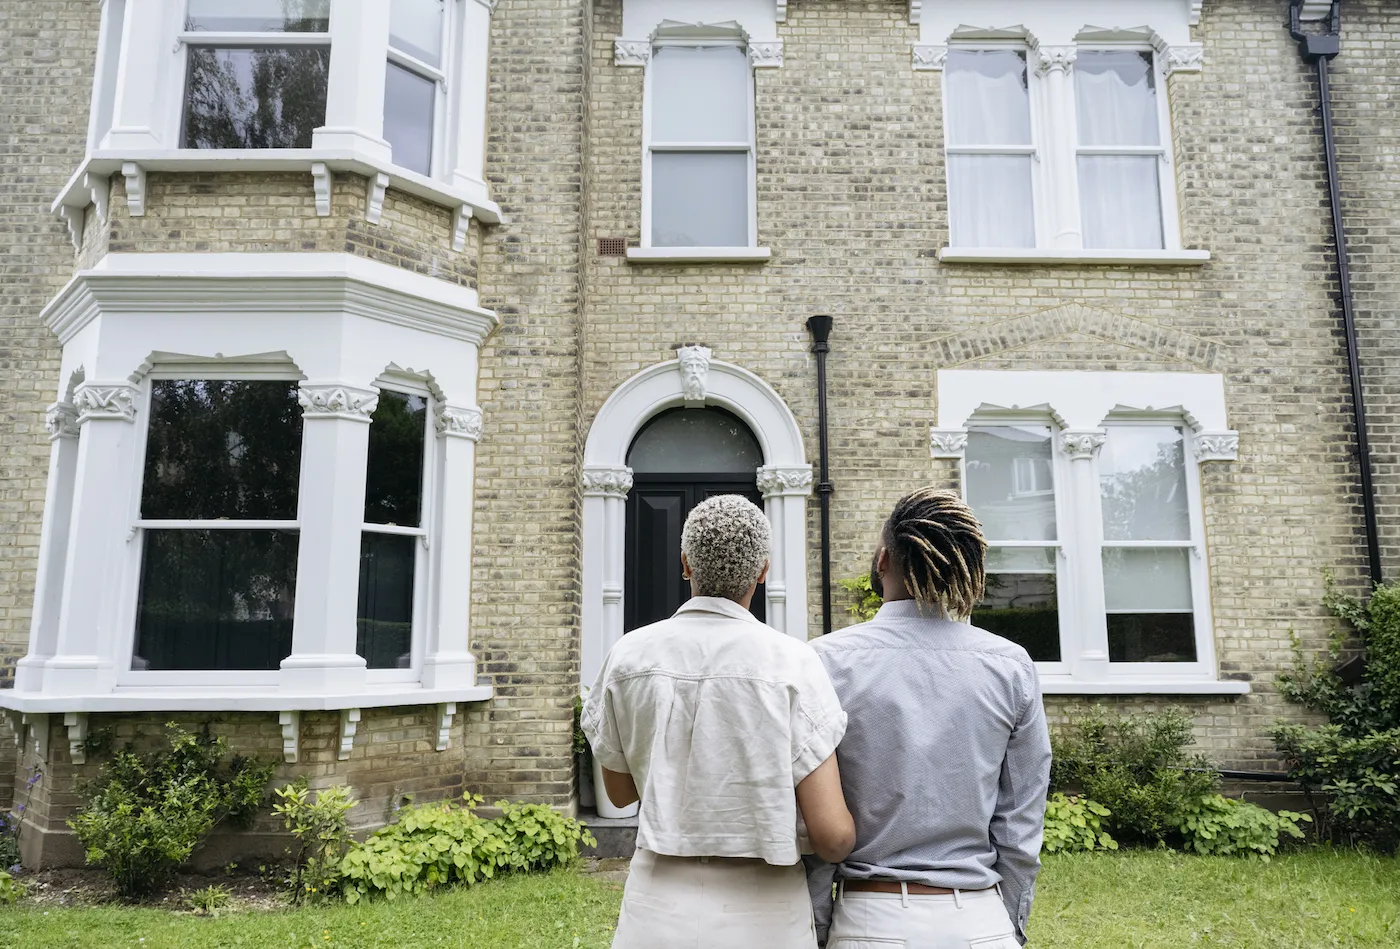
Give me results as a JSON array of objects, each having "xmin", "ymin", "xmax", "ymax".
[{"xmin": 580, "ymin": 349, "xmax": 812, "ymax": 687}]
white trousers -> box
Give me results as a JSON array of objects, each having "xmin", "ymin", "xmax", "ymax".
[
  {"xmin": 613, "ymin": 848, "xmax": 817, "ymax": 949},
  {"xmin": 827, "ymin": 884, "xmax": 1020, "ymax": 949}
]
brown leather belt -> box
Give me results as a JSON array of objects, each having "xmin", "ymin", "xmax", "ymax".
[{"xmin": 843, "ymin": 880, "xmax": 994, "ymax": 896}]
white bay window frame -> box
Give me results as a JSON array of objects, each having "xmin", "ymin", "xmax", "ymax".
[
  {"xmin": 2, "ymin": 253, "xmax": 495, "ymax": 734},
  {"xmin": 384, "ymin": 1, "xmax": 455, "ymax": 178},
  {"xmin": 934, "ymin": 370, "xmax": 1246, "ymax": 695}
]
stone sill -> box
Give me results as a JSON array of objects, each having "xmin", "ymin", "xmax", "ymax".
[
  {"xmin": 0, "ymin": 684, "xmax": 493, "ymax": 713},
  {"xmin": 53, "ymin": 149, "xmax": 503, "ymax": 224},
  {"xmin": 1040, "ymin": 679, "xmax": 1250, "ymax": 696},
  {"xmin": 938, "ymin": 247, "xmax": 1211, "ymax": 266},
  {"xmin": 626, "ymin": 246, "xmax": 772, "ymax": 263}
]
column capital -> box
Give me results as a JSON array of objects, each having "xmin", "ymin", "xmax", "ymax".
[
  {"xmin": 614, "ymin": 38, "xmax": 651, "ymax": 67},
  {"xmin": 757, "ymin": 465, "xmax": 814, "ymax": 499},
  {"xmin": 1191, "ymin": 430, "xmax": 1239, "ymax": 463},
  {"xmin": 45, "ymin": 402, "xmax": 80, "ymax": 439},
  {"xmin": 912, "ymin": 44, "xmax": 948, "ymax": 71},
  {"xmin": 297, "ymin": 384, "xmax": 379, "ymax": 421},
  {"xmin": 582, "ymin": 465, "xmax": 633, "ymax": 499},
  {"xmin": 436, "ymin": 404, "xmax": 484, "ymax": 441},
  {"xmin": 1059, "ymin": 429, "xmax": 1106, "ymax": 460},
  {"xmin": 1034, "ymin": 45, "xmax": 1077, "ymax": 76},
  {"xmin": 929, "ymin": 427, "xmax": 968, "ymax": 459},
  {"xmin": 73, "ymin": 383, "xmax": 138, "ymax": 423}
]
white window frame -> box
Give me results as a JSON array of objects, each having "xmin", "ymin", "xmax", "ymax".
[
  {"xmin": 384, "ymin": 0, "xmax": 456, "ymax": 177},
  {"xmin": 119, "ymin": 364, "xmax": 305, "ymax": 691},
  {"xmin": 641, "ymin": 38, "xmax": 759, "ymax": 252}
]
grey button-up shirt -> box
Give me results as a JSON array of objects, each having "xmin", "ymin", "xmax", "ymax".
[{"xmin": 807, "ymin": 600, "xmax": 1051, "ymax": 945}]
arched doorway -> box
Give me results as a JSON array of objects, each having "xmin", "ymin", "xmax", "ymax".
[{"xmin": 624, "ymin": 407, "xmax": 766, "ymax": 630}]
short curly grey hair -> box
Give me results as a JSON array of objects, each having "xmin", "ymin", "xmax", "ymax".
[{"xmin": 681, "ymin": 494, "xmax": 771, "ymax": 601}]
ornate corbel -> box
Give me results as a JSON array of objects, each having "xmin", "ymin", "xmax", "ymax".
[
  {"xmin": 279, "ymin": 711, "xmax": 301, "ymax": 764},
  {"xmin": 929, "ymin": 427, "xmax": 968, "ymax": 459},
  {"xmin": 338, "ymin": 709, "xmax": 361, "ymax": 761}
]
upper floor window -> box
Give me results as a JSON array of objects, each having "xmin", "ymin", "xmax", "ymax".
[
  {"xmin": 1076, "ymin": 51, "xmax": 1165, "ymax": 249},
  {"xmin": 645, "ymin": 43, "xmax": 755, "ymax": 249},
  {"xmin": 385, "ymin": 0, "xmax": 449, "ymax": 176},
  {"xmin": 181, "ymin": 0, "xmax": 332, "ymax": 149}
]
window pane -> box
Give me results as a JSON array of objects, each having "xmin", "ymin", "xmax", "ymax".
[
  {"xmin": 651, "ymin": 151, "xmax": 749, "ymax": 247},
  {"xmin": 945, "ymin": 49, "xmax": 1031, "ymax": 146},
  {"xmin": 358, "ymin": 533, "xmax": 415, "ymax": 669},
  {"xmin": 1103, "ymin": 548, "xmax": 1192, "ymax": 611},
  {"xmin": 651, "ymin": 46, "xmax": 750, "ymax": 143},
  {"xmin": 365, "ymin": 391, "xmax": 427, "ymax": 527},
  {"xmin": 1076, "ymin": 51, "xmax": 1159, "ymax": 146},
  {"xmin": 1108, "ymin": 614, "xmax": 1197, "ymax": 663},
  {"xmin": 142, "ymin": 380, "xmax": 303, "ymax": 520},
  {"xmin": 182, "ymin": 46, "xmax": 330, "ymax": 149},
  {"xmin": 1100, "ymin": 427, "xmax": 1189, "ymax": 540},
  {"xmin": 986, "ymin": 546, "xmax": 1056, "ymax": 573},
  {"xmin": 389, "ymin": 0, "xmax": 444, "ymax": 67},
  {"xmin": 133, "ymin": 529, "xmax": 296, "ymax": 671},
  {"xmin": 186, "ymin": 0, "xmax": 329, "ymax": 32},
  {"xmin": 948, "ymin": 155, "xmax": 1035, "ymax": 248},
  {"xmin": 974, "ymin": 571, "xmax": 1060, "ymax": 662},
  {"xmin": 1079, "ymin": 155, "xmax": 1163, "ymax": 249},
  {"xmin": 628, "ymin": 408, "xmax": 763, "ymax": 475},
  {"xmin": 384, "ymin": 61, "xmax": 435, "ymax": 176},
  {"xmin": 966, "ymin": 426, "xmax": 1057, "ymax": 542}
]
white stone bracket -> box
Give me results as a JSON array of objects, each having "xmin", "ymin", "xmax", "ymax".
[
  {"xmin": 338, "ymin": 708, "xmax": 361, "ymax": 760},
  {"xmin": 434, "ymin": 702, "xmax": 457, "ymax": 752},
  {"xmin": 776, "ymin": 1, "xmax": 787, "ymax": 21},
  {"xmin": 366, "ymin": 173, "xmax": 389, "ymax": 224},
  {"xmin": 64, "ymin": 712, "xmax": 89, "ymax": 765},
  {"xmin": 912, "ymin": 44, "xmax": 947, "ymax": 71},
  {"xmin": 58, "ymin": 205, "xmax": 83, "ymax": 252},
  {"xmin": 929, "ymin": 427, "xmax": 968, "ymax": 459},
  {"xmin": 4, "ymin": 710, "xmax": 23, "ymax": 749},
  {"xmin": 279, "ymin": 710, "xmax": 301, "ymax": 763},
  {"xmin": 1192, "ymin": 430, "xmax": 1239, "ymax": 463},
  {"xmin": 614, "ymin": 38, "xmax": 651, "ymax": 67},
  {"xmin": 749, "ymin": 42, "xmax": 783, "ymax": 69},
  {"xmin": 312, "ymin": 162, "xmax": 333, "ymax": 217},
  {"xmin": 121, "ymin": 162, "xmax": 146, "ymax": 216},
  {"xmin": 452, "ymin": 204, "xmax": 472, "ymax": 252},
  {"xmin": 85, "ymin": 171, "xmax": 111, "ymax": 224},
  {"xmin": 24, "ymin": 713, "xmax": 50, "ymax": 761}
]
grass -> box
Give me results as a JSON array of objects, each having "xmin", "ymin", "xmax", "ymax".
[{"xmin": 0, "ymin": 851, "xmax": 1395, "ymax": 949}]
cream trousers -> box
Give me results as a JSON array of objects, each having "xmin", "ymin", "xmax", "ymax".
[
  {"xmin": 612, "ymin": 848, "xmax": 817, "ymax": 949},
  {"xmin": 827, "ymin": 884, "xmax": 1021, "ymax": 949}
]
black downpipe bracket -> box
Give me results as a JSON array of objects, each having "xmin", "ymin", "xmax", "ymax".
[
  {"xmin": 1291, "ymin": 1, "xmax": 1383, "ymax": 587},
  {"xmin": 807, "ymin": 316, "xmax": 835, "ymax": 636}
]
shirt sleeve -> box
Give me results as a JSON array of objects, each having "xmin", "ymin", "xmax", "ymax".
[
  {"xmin": 580, "ymin": 654, "xmax": 629, "ymax": 774},
  {"xmin": 790, "ymin": 646, "xmax": 848, "ymax": 785},
  {"xmin": 990, "ymin": 662, "xmax": 1053, "ymax": 945}
]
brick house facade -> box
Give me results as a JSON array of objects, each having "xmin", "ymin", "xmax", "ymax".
[{"xmin": 1, "ymin": 0, "xmax": 1395, "ymax": 867}]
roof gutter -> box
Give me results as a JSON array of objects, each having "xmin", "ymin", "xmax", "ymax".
[{"xmin": 1290, "ymin": 0, "xmax": 1383, "ymax": 587}]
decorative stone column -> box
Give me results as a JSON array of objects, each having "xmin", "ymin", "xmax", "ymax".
[
  {"xmin": 1034, "ymin": 45, "xmax": 1082, "ymax": 250},
  {"xmin": 45, "ymin": 384, "xmax": 139, "ymax": 696},
  {"xmin": 421, "ymin": 404, "xmax": 484, "ymax": 690},
  {"xmin": 757, "ymin": 464, "xmax": 814, "ymax": 640},
  {"xmin": 314, "ymin": 0, "xmax": 393, "ymax": 162},
  {"xmin": 281, "ymin": 384, "xmax": 378, "ymax": 693},
  {"xmin": 1059, "ymin": 429, "xmax": 1109, "ymax": 680},
  {"xmin": 580, "ymin": 465, "xmax": 632, "ymax": 688},
  {"xmin": 14, "ymin": 403, "xmax": 81, "ymax": 693}
]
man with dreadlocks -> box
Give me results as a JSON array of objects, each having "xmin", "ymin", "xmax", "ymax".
[{"xmin": 808, "ymin": 487, "xmax": 1052, "ymax": 949}]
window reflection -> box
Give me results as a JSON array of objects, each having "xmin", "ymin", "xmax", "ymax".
[{"xmin": 182, "ymin": 46, "xmax": 330, "ymax": 149}]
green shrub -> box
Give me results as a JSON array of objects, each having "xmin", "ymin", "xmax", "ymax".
[
  {"xmin": 68, "ymin": 724, "xmax": 274, "ymax": 901},
  {"xmin": 838, "ymin": 573, "xmax": 882, "ymax": 623},
  {"xmin": 1051, "ymin": 706, "xmax": 1218, "ymax": 845},
  {"xmin": 1042, "ymin": 794, "xmax": 1117, "ymax": 853},
  {"xmin": 272, "ymin": 779, "xmax": 355, "ymax": 904},
  {"xmin": 1176, "ymin": 794, "xmax": 1310, "ymax": 858},
  {"xmin": 0, "ymin": 869, "xmax": 24, "ymax": 905},
  {"xmin": 1273, "ymin": 574, "xmax": 1400, "ymax": 849},
  {"xmin": 337, "ymin": 793, "xmax": 596, "ymax": 904}
]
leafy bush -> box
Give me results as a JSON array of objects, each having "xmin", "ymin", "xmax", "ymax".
[
  {"xmin": 338, "ymin": 793, "xmax": 595, "ymax": 904},
  {"xmin": 272, "ymin": 779, "xmax": 355, "ymax": 904},
  {"xmin": 1051, "ymin": 706, "xmax": 1218, "ymax": 844},
  {"xmin": 838, "ymin": 573, "xmax": 882, "ymax": 623},
  {"xmin": 68, "ymin": 724, "xmax": 274, "ymax": 900},
  {"xmin": 0, "ymin": 869, "xmax": 24, "ymax": 905},
  {"xmin": 1042, "ymin": 794, "xmax": 1117, "ymax": 853},
  {"xmin": 1273, "ymin": 575, "xmax": 1400, "ymax": 849},
  {"xmin": 1175, "ymin": 794, "xmax": 1309, "ymax": 858},
  {"xmin": 184, "ymin": 883, "xmax": 232, "ymax": 916}
]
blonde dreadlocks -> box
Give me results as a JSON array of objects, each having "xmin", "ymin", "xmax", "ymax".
[{"xmin": 881, "ymin": 487, "xmax": 987, "ymax": 619}]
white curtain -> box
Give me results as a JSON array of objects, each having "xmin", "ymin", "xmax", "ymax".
[
  {"xmin": 1074, "ymin": 52, "xmax": 1159, "ymax": 146},
  {"xmin": 1079, "ymin": 155, "xmax": 1163, "ymax": 249},
  {"xmin": 1102, "ymin": 548, "xmax": 1192, "ymax": 612},
  {"xmin": 944, "ymin": 50, "xmax": 1035, "ymax": 247},
  {"xmin": 945, "ymin": 49, "xmax": 1032, "ymax": 146}
]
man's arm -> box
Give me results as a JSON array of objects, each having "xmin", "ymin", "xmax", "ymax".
[
  {"xmin": 600, "ymin": 767, "xmax": 639, "ymax": 808},
  {"xmin": 989, "ymin": 668, "xmax": 1052, "ymax": 946}
]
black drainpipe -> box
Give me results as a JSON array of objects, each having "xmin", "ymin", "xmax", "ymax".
[
  {"xmin": 1291, "ymin": 0, "xmax": 1383, "ymax": 587},
  {"xmin": 807, "ymin": 315, "xmax": 834, "ymax": 636}
]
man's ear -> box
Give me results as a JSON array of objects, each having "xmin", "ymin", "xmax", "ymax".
[{"xmin": 875, "ymin": 546, "xmax": 891, "ymax": 575}]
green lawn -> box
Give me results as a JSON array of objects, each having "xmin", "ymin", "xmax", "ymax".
[{"xmin": 0, "ymin": 851, "xmax": 1396, "ymax": 949}]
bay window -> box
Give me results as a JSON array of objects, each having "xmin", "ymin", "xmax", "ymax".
[
  {"xmin": 384, "ymin": 0, "xmax": 448, "ymax": 176},
  {"xmin": 934, "ymin": 370, "xmax": 1243, "ymax": 694},
  {"xmin": 645, "ymin": 43, "xmax": 755, "ymax": 249}
]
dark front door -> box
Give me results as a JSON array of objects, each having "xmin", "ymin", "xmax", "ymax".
[{"xmin": 625, "ymin": 479, "xmax": 766, "ymax": 631}]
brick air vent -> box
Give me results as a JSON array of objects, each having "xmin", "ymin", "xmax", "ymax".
[{"xmin": 597, "ymin": 238, "xmax": 628, "ymax": 257}]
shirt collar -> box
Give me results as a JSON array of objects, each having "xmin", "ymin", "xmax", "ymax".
[
  {"xmin": 875, "ymin": 599, "xmax": 950, "ymax": 621},
  {"xmin": 676, "ymin": 595, "xmax": 762, "ymax": 623}
]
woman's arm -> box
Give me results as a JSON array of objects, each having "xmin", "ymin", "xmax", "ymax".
[
  {"xmin": 600, "ymin": 767, "xmax": 640, "ymax": 808},
  {"xmin": 796, "ymin": 754, "xmax": 856, "ymax": 864}
]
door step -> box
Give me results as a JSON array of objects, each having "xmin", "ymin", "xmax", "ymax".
[{"xmin": 578, "ymin": 808, "xmax": 638, "ymax": 859}]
